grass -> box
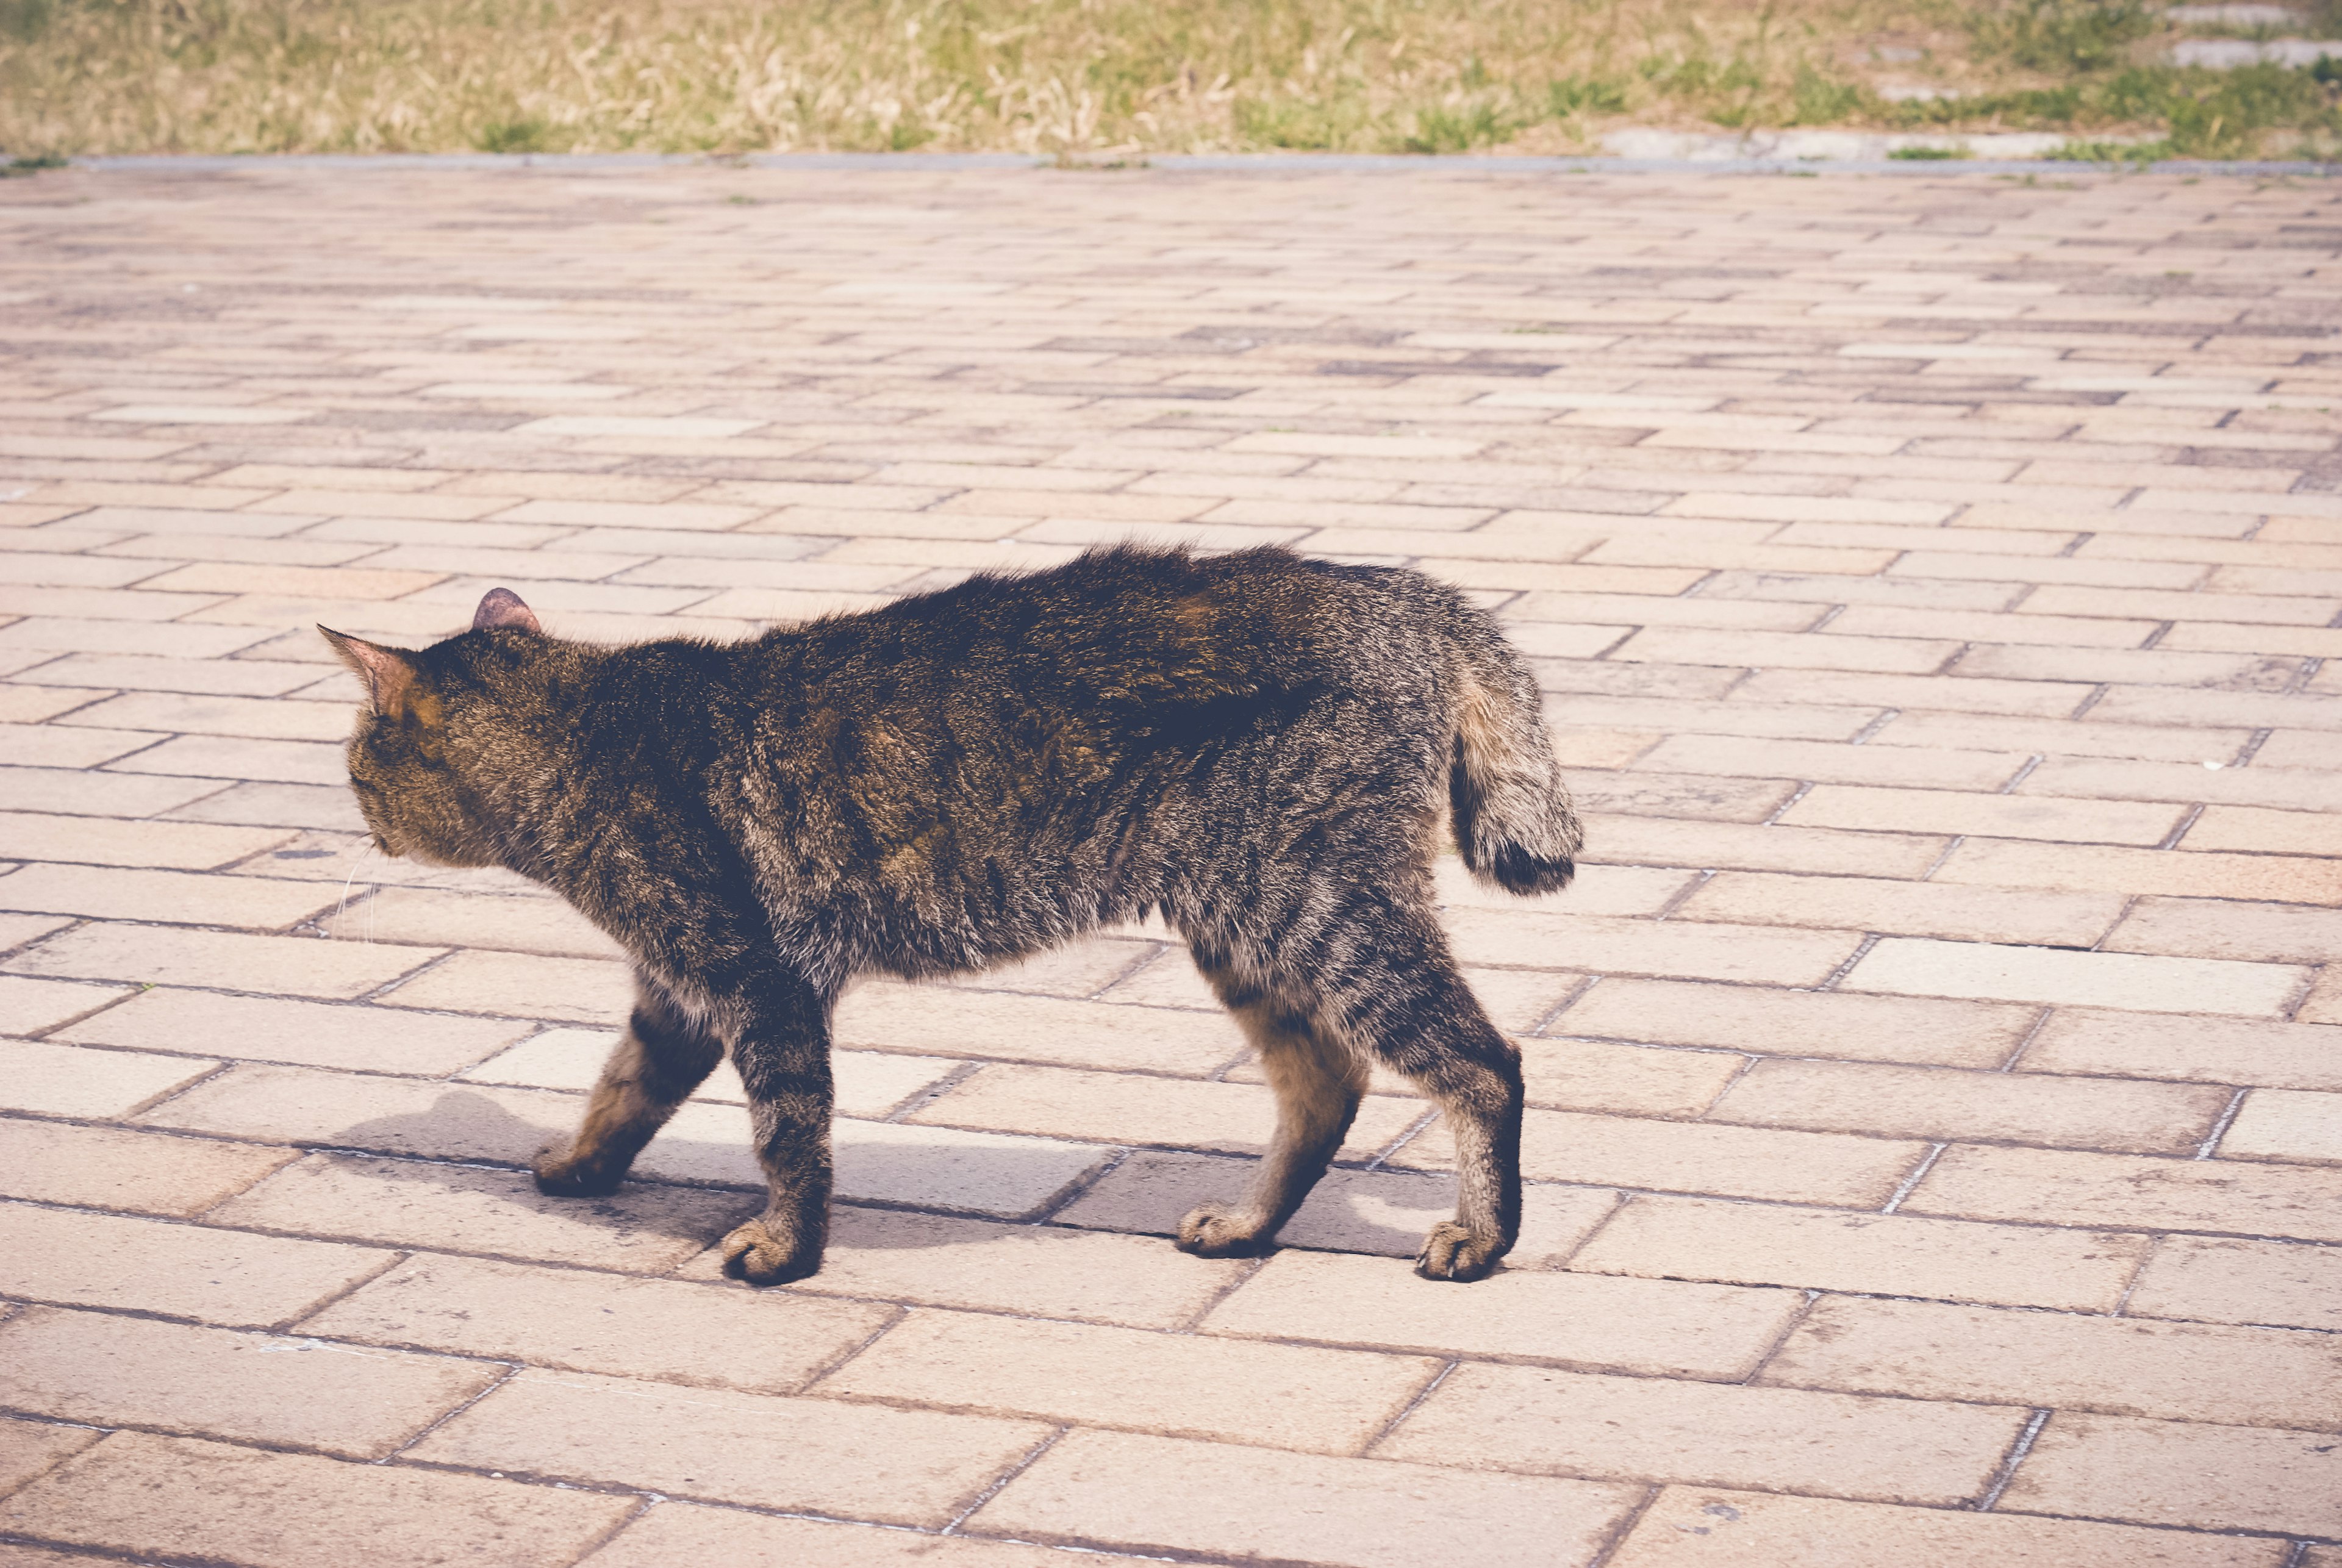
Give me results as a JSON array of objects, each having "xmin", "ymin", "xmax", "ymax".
[{"xmin": 0, "ymin": 0, "xmax": 2337, "ymax": 158}]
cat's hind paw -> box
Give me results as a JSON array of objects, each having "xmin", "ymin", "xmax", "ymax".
[
  {"xmin": 1414, "ymin": 1221, "xmax": 1505, "ymax": 1282},
  {"xmin": 1174, "ymin": 1201, "xmax": 1275, "ymax": 1258},
  {"xmin": 531, "ymin": 1144, "xmax": 623, "ymax": 1198},
  {"xmin": 720, "ymin": 1217, "xmax": 820, "ymax": 1285}
]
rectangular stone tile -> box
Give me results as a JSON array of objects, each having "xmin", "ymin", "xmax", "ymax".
[
  {"xmin": 942, "ymin": 934, "xmax": 1161, "ymax": 1000},
  {"xmin": 0, "ymin": 723, "xmax": 163, "ymax": 770},
  {"xmin": 11, "ymin": 651, "xmax": 340, "ymax": 697},
  {"xmin": 1444, "ymin": 908, "xmax": 1863, "ymax": 986},
  {"xmin": 1574, "ymin": 815, "xmax": 1950, "ymax": 878},
  {"xmin": 1841, "ymin": 937, "xmax": 2307, "ymax": 1018},
  {"xmin": 1377, "ymin": 1361, "xmax": 2027, "ymax": 1506},
  {"xmin": 1202, "ymin": 1248, "xmax": 1800, "ymax": 1378},
  {"xmin": 0, "ymin": 811, "xmax": 293, "ymax": 870},
  {"xmin": 0, "ymin": 1037, "xmax": 220, "ymax": 1117},
  {"xmin": 140, "ymin": 1065, "xmax": 580, "ymax": 1159},
  {"xmin": 1567, "ymin": 768, "xmax": 1799, "ymax": 824},
  {"xmin": 578, "ymin": 1504, "xmax": 1084, "ymax": 1567},
  {"xmin": 964, "ymin": 1428, "xmax": 1638, "ymax": 1568},
  {"xmin": 322, "ymin": 886, "xmax": 621, "ymax": 959},
  {"xmin": 1603, "ymin": 1484, "xmax": 2281, "ymax": 1568},
  {"xmin": 1613, "ymin": 626, "xmax": 1959, "ymax": 673},
  {"xmin": 822, "ymin": 1308, "xmax": 1439, "ymax": 1455},
  {"xmin": 1553, "ymin": 976, "xmax": 2037, "ymax": 1069},
  {"xmin": 2124, "ymin": 1235, "xmax": 2342, "ymax": 1332},
  {"xmin": 410, "ymin": 1366, "xmax": 1045, "ymax": 1528},
  {"xmin": 59, "ymin": 690, "xmax": 352, "ymax": 743},
  {"xmin": 1779, "ymin": 785, "xmax": 2185, "ymax": 846},
  {"xmin": 166, "ymin": 779, "xmax": 366, "ymax": 831},
  {"xmin": 463, "ymin": 1029, "xmax": 953, "ymax": 1119},
  {"xmin": 826, "ymin": 1117, "xmax": 1114, "ymax": 1217},
  {"xmin": 62, "ymin": 987, "xmax": 529, "ymax": 1075},
  {"xmin": 1520, "ymin": 1037, "xmax": 1744, "ymax": 1118},
  {"xmin": 1572, "ymin": 1194, "xmax": 2148, "ymax": 1311},
  {"xmin": 214, "ymin": 1151, "xmax": 750, "ymax": 1273},
  {"xmin": 905, "ymin": 1064, "xmax": 1420, "ymax": 1161},
  {"xmin": 2218, "ymin": 1088, "xmax": 2342, "ymax": 1164},
  {"xmin": 1907, "ymin": 1141, "xmax": 2342, "ymax": 1244},
  {"xmin": 0, "ymin": 617, "xmax": 270, "ymax": 658},
  {"xmin": 1710, "ymin": 1059, "xmax": 2232, "ymax": 1155},
  {"xmin": 1933, "ymin": 836, "xmax": 2342, "ymax": 904},
  {"xmin": 0, "ymin": 1413, "xmax": 102, "ymax": 1497},
  {"xmin": 7, "ymin": 923, "xmax": 441, "ymax": 1000},
  {"xmin": 0, "ymin": 765, "xmax": 225, "ymax": 817},
  {"xmin": 0, "ymin": 1305, "xmax": 498, "ymax": 1459},
  {"xmin": 834, "ymin": 983, "xmax": 1243, "ymax": 1075},
  {"xmin": 1675, "ymin": 872, "xmax": 2125, "ymax": 947},
  {"xmin": 105, "ymin": 732, "xmax": 348, "ymax": 786},
  {"xmin": 1737, "ymin": 670, "xmax": 2093, "ymax": 721},
  {"xmin": 135, "ymin": 561, "xmax": 448, "ymax": 600},
  {"xmin": 1760, "ymin": 1295, "xmax": 2342, "ymax": 1431},
  {"xmin": 2185, "ymin": 803, "xmax": 2342, "ymax": 857},
  {"xmin": 0, "ymin": 1431, "xmax": 634, "ymax": 1568},
  {"xmin": 0, "ymin": 1119, "xmax": 295, "ymax": 1215},
  {"xmin": 1396, "ymin": 1106, "xmax": 1925, "ymax": 1208},
  {"xmin": 2019, "ymin": 756, "xmax": 2342, "ymax": 815},
  {"xmin": 1867, "ymin": 711, "xmax": 2249, "ymax": 762},
  {"xmin": 0, "ymin": 974, "xmax": 131, "ymax": 1036},
  {"xmin": 0, "ymin": 863, "xmax": 336, "ymax": 929},
  {"xmin": 676, "ymin": 1203, "xmax": 1245, "ymax": 1328},
  {"xmin": 302, "ymin": 1253, "xmax": 891, "ymax": 1395},
  {"xmin": 0, "ymin": 1202, "xmax": 394, "ymax": 1328},
  {"xmin": 1052, "ymin": 1149, "xmax": 1617, "ymax": 1269},
  {"xmin": 2002, "ymin": 1412, "xmax": 2342, "ymax": 1536},
  {"xmin": 2103, "ymin": 897, "xmax": 2342, "ymax": 966},
  {"xmin": 371, "ymin": 949, "xmax": 627, "ymax": 1023}
]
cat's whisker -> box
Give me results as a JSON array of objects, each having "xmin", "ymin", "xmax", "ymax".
[{"xmin": 334, "ymin": 839, "xmax": 379, "ymax": 944}]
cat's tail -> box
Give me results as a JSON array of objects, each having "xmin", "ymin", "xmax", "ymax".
[{"xmin": 1445, "ymin": 616, "xmax": 1581, "ymax": 895}]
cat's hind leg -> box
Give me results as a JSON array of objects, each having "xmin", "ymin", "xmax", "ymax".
[
  {"xmin": 532, "ymin": 972, "xmax": 723, "ymax": 1198},
  {"xmin": 1330, "ymin": 917, "xmax": 1523, "ymax": 1282},
  {"xmin": 1176, "ymin": 958, "xmax": 1368, "ymax": 1259}
]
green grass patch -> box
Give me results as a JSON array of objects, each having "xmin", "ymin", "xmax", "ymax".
[{"xmin": 0, "ymin": 0, "xmax": 2337, "ymax": 157}]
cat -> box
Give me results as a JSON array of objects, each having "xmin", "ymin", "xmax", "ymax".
[{"xmin": 322, "ymin": 545, "xmax": 1580, "ymax": 1284}]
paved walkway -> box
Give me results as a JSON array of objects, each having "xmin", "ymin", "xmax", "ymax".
[{"xmin": 0, "ymin": 159, "xmax": 2338, "ymax": 1568}]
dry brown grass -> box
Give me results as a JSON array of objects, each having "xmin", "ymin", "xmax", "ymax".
[{"xmin": 1, "ymin": 0, "xmax": 2335, "ymax": 159}]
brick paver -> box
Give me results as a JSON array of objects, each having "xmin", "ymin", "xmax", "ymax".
[{"xmin": 0, "ymin": 156, "xmax": 2337, "ymax": 1564}]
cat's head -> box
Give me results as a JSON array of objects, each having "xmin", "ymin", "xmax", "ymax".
[{"xmin": 319, "ymin": 587, "xmax": 546, "ymax": 868}]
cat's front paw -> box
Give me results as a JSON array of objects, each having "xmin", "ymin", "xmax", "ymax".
[
  {"xmin": 531, "ymin": 1144, "xmax": 622, "ymax": 1198},
  {"xmin": 1415, "ymin": 1220, "xmax": 1505, "ymax": 1282},
  {"xmin": 720, "ymin": 1217, "xmax": 820, "ymax": 1285},
  {"xmin": 1175, "ymin": 1201, "xmax": 1273, "ymax": 1258}
]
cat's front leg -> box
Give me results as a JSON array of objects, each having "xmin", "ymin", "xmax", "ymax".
[{"xmin": 718, "ymin": 969, "xmax": 836, "ymax": 1286}]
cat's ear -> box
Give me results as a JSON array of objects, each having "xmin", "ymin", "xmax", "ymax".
[
  {"xmin": 318, "ymin": 626, "xmax": 421, "ymax": 717},
  {"xmin": 472, "ymin": 587, "xmax": 542, "ymax": 635}
]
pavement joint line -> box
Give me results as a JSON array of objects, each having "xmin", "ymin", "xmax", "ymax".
[
  {"xmin": 1878, "ymin": 1144, "xmax": 1950, "ymax": 1215},
  {"xmin": 2194, "ymin": 1087, "xmax": 2252, "ymax": 1159},
  {"xmin": 1971, "ymin": 1408, "xmax": 2054, "ymax": 1513}
]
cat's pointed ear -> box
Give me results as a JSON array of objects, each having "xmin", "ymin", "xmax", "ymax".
[
  {"xmin": 318, "ymin": 626, "xmax": 420, "ymax": 717},
  {"xmin": 472, "ymin": 586, "xmax": 542, "ymax": 635}
]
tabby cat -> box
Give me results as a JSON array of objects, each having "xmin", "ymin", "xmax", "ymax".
[{"xmin": 323, "ymin": 545, "xmax": 1579, "ymax": 1284}]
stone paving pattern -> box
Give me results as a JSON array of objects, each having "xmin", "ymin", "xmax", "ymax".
[{"xmin": 0, "ymin": 159, "xmax": 2338, "ymax": 1567}]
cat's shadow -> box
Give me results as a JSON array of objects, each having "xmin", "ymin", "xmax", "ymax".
[{"xmin": 325, "ymin": 1090, "xmax": 1238, "ymax": 1256}]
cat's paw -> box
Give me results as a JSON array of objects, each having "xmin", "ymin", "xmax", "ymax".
[
  {"xmin": 1174, "ymin": 1202, "xmax": 1273, "ymax": 1258},
  {"xmin": 1414, "ymin": 1221, "xmax": 1505, "ymax": 1282},
  {"xmin": 531, "ymin": 1145, "xmax": 622, "ymax": 1198},
  {"xmin": 720, "ymin": 1218, "xmax": 820, "ymax": 1285}
]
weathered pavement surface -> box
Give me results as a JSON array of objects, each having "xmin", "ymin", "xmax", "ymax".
[{"xmin": 0, "ymin": 159, "xmax": 2338, "ymax": 1567}]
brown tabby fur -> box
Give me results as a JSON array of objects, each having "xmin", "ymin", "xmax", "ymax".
[{"xmin": 323, "ymin": 546, "xmax": 1580, "ymax": 1283}]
